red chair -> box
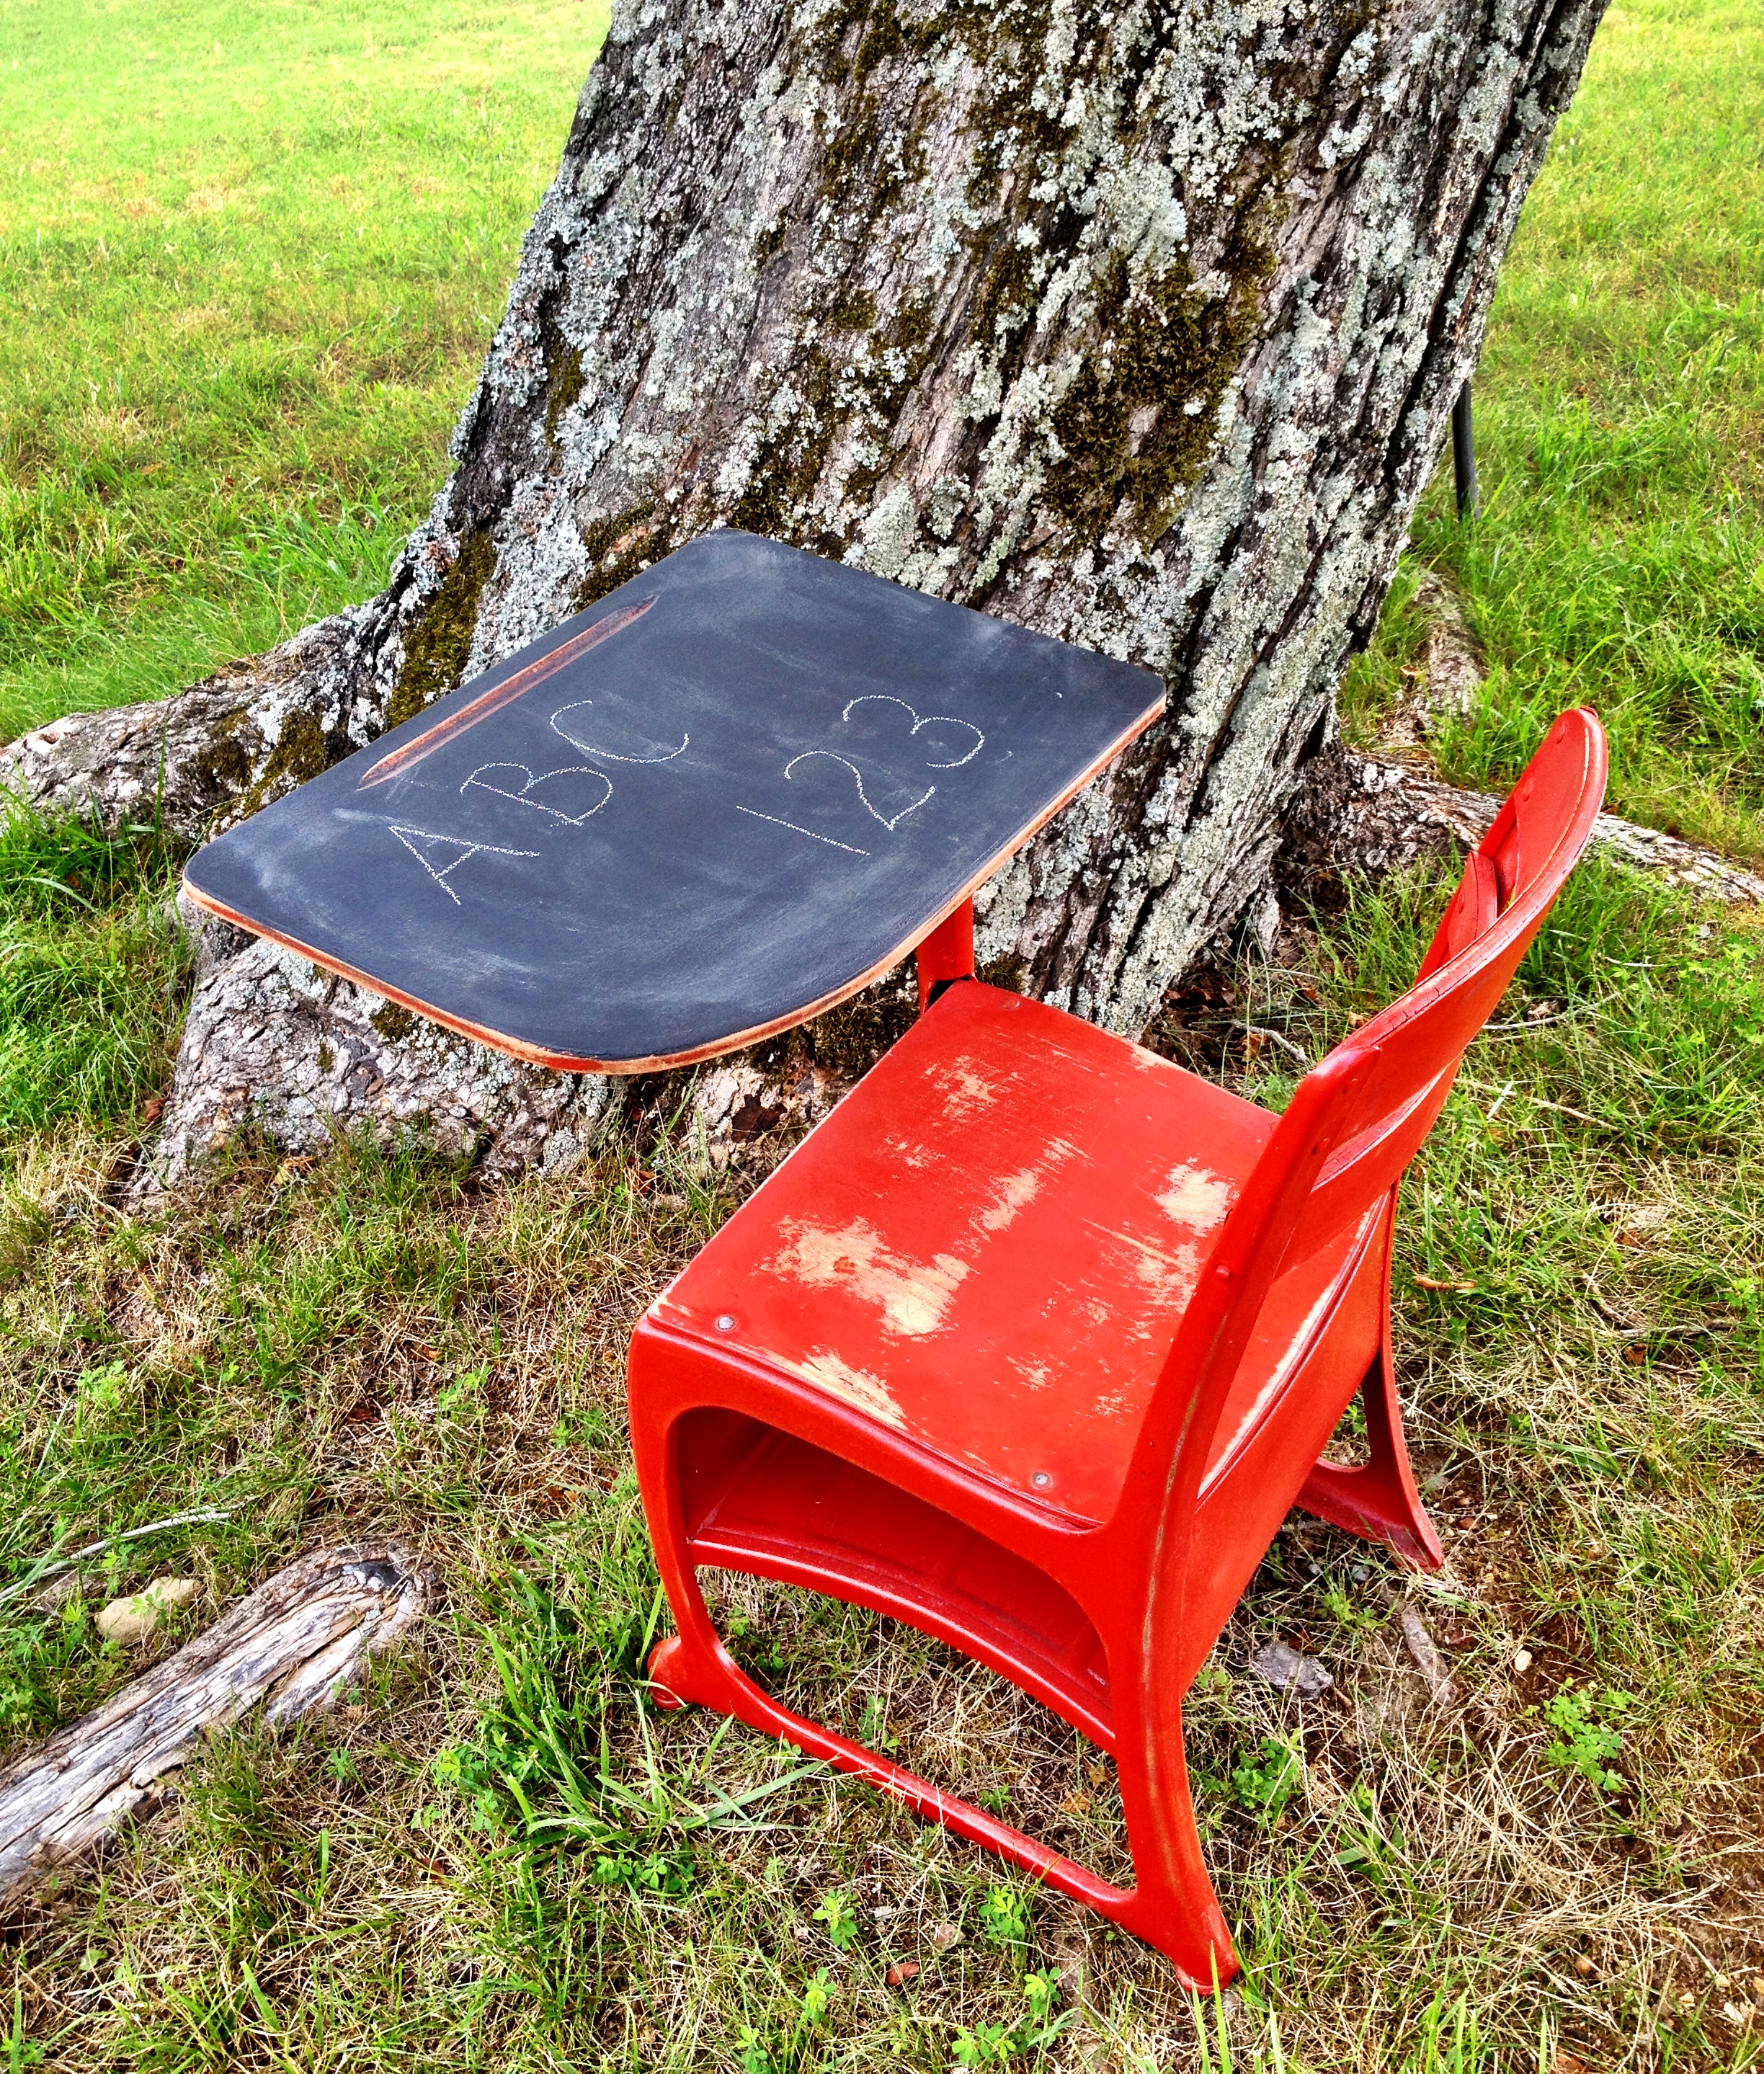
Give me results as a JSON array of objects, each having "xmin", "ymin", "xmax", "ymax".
[{"xmin": 627, "ymin": 709, "xmax": 1607, "ymax": 1983}]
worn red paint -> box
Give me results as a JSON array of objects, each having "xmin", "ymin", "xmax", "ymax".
[{"xmin": 627, "ymin": 710, "xmax": 1608, "ymax": 1985}]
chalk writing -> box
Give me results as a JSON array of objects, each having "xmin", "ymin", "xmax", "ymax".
[
  {"xmin": 357, "ymin": 595, "xmax": 654, "ymax": 791},
  {"xmin": 784, "ymin": 751, "xmax": 935, "ymax": 832},
  {"xmin": 389, "ymin": 825, "xmax": 540, "ymax": 904},
  {"xmin": 733, "ymin": 806, "xmax": 869, "ymax": 856},
  {"xmin": 394, "ymin": 670, "xmax": 988, "ymax": 892},
  {"xmin": 842, "ymin": 695, "xmax": 984, "ymax": 769},
  {"xmin": 551, "ymin": 700, "xmax": 689, "ymax": 765},
  {"xmin": 462, "ymin": 762, "xmax": 613, "ymax": 826}
]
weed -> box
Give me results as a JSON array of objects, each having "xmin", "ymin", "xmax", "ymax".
[
  {"xmin": 1542, "ymin": 1685, "xmax": 1635, "ymax": 1795},
  {"xmin": 1231, "ymin": 1732, "xmax": 1306, "ymax": 1826},
  {"xmin": 948, "ymin": 1974, "xmax": 1066, "ymax": 2065},
  {"xmin": 950, "ymin": 2019, "xmax": 1020, "ymax": 2065},
  {"xmin": 813, "ymin": 1890, "xmax": 859, "ymax": 1950},
  {"xmin": 977, "ymin": 1884, "xmax": 1031, "ymax": 1957}
]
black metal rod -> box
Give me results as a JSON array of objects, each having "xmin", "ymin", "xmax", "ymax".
[{"xmin": 1451, "ymin": 381, "xmax": 1479, "ymax": 518}]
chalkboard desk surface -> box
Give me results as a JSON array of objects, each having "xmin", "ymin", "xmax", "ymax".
[{"xmin": 182, "ymin": 532, "xmax": 1164, "ymax": 1072}]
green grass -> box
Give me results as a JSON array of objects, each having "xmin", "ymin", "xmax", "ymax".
[
  {"xmin": 2, "ymin": 0, "xmax": 1763, "ymax": 2067},
  {"xmin": 2, "ymin": 856, "xmax": 1760, "ymax": 2069},
  {"xmin": 0, "ymin": 0, "xmax": 609, "ymax": 744},
  {"xmin": 1345, "ymin": 0, "xmax": 1764, "ymax": 863},
  {"xmin": 0, "ymin": 805, "xmax": 185, "ymax": 1152}
]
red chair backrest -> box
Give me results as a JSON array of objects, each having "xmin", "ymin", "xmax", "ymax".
[
  {"xmin": 1280, "ymin": 708, "xmax": 1607, "ymax": 1268},
  {"xmin": 1133, "ymin": 712, "xmax": 1607, "ymax": 1624}
]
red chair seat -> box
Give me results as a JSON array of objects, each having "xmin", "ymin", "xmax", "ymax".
[{"xmin": 654, "ymin": 981, "xmax": 1376, "ymax": 1526}]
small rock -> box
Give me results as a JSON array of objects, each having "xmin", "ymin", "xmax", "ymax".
[
  {"xmin": 97, "ymin": 1577, "xmax": 200, "ymax": 1646},
  {"xmin": 1573, "ymin": 1955, "xmax": 1595, "ymax": 1980},
  {"xmin": 1513, "ymin": 1648, "xmax": 1533, "ymax": 1674},
  {"xmin": 1249, "ymin": 1640, "xmax": 1332, "ymax": 1698},
  {"xmin": 885, "ymin": 1961, "xmax": 919, "ymax": 1988},
  {"xmin": 929, "ymin": 1921, "xmax": 962, "ymax": 1951}
]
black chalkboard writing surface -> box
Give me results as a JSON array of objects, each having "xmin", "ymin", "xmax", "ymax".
[{"xmin": 183, "ymin": 531, "xmax": 1164, "ymax": 1070}]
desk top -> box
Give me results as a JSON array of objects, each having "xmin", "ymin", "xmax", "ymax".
[{"xmin": 183, "ymin": 532, "xmax": 1164, "ymax": 1071}]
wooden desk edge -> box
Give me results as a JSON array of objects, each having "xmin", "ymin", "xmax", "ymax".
[{"xmin": 181, "ymin": 690, "xmax": 1165, "ymax": 1074}]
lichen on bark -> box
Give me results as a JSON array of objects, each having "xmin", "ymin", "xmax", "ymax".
[{"xmin": 4, "ymin": 0, "xmax": 1609, "ymax": 1183}]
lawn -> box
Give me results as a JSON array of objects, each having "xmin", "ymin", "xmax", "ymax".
[
  {"xmin": 0, "ymin": 0, "xmax": 607, "ymax": 744},
  {"xmin": 1345, "ymin": 0, "xmax": 1764, "ymax": 863},
  {"xmin": 1, "ymin": 1, "xmax": 1762, "ymax": 2070}
]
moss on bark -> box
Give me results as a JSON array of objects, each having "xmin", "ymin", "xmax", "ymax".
[
  {"xmin": 388, "ymin": 530, "xmax": 496, "ymax": 730},
  {"xmin": 1047, "ymin": 226, "xmax": 1277, "ymax": 535},
  {"xmin": 572, "ymin": 502, "xmax": 661, "ymax": 610}
]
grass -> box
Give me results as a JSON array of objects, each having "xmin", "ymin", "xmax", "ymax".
[
  {"xmin": 0, "ymin": 806, "xmax": 187, "ymax": 1149},
  {"xmin": 0, "ymin": 0, "xmax": 609, "ymax": 745},
  {"xmin": 1343, "ymin": 0, "xmax": 1764, "ymax": 863},
  {"xmin": 1, "ymin": 0, "xmax": 1762, "ymax": 2067},
  {"xmin": 1, "ymin": 851, "xmax": 1760, "ymax": 2070}
]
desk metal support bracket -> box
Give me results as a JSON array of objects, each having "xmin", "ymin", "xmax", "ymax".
[
  {"xmin": 1452, "ymin": 383, "xmax": 1479, "ymax": 519},
  {"xmin": 916, "ymin": 898, "xmax": 976, "ymax": 1012}
]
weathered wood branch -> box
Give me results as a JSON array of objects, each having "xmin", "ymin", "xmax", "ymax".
[{"xmin": 0, "ymin": 1544, "xmax": 432, "ymax": 1910}]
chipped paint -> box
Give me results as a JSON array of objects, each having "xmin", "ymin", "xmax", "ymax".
[
  {"xmin": 766, "ymin": 1217, "xmax": 970, "ymax": 1335},
  {"xmin": 789, "ymin": 1348, "xmax": 908, "ymax": 1428},
  {"xmin": 931, "ymin": 1056, "xmax": 1004, "ymax": 1121},
  {"xmin": 1155, "ymin": 1160, "xmax": 1236, "ymax": 1232},
  {"xmin": 976, "ymin": 1165, "xmax": 1041, "ymax": 1233},
  {"xmin": 1087, "ymin": 1218, "xmax": 1204, "ymax": 1310},
  {"xmin": 881, "ymin": 1132, "xmax": 943, "ymax": 1170}
]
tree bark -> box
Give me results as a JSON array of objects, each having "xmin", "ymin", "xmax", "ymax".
[{"xmin": 3, "ymin": 0, "xmax": 1609, "ymax": 1166}]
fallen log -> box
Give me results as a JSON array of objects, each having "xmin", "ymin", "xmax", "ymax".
[{"xmin": 0, "ymin": 1542, "xmax": 432, "ymax": 1910}]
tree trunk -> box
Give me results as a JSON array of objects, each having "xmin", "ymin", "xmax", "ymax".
[{"xmin": 4, "ymin": 0, "xmax": 1608, "ymax": 1169}]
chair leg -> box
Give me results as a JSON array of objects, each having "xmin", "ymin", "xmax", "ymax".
[
  {"xmin": 1110, "ymin": 1696, "xmax": 1239, "ymax": 1990},
  {"xmin": 1296, "ymin": 1335, "xmax": 1444, "ymax": 1570},
  {"xmin": 633, "ymin": 1399, "xmax": 1237, "ymax": 1982}
]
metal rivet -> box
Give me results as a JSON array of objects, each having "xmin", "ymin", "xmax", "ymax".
[
  {"xmin": 715, "ymin": 1314, "xmax": 736, "ymax": 1332},
  {"xmin": 1030, "ymin": 1471, "xmax": 1052, "ymax": 1490}
]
